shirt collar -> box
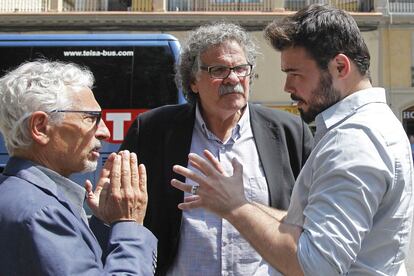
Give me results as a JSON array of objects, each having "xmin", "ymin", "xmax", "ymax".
[
  {"xmin": 36, "ymin": 165, "xmax": 86, "ymax": 218},
  {"xmin": 314, "ymin": 87, "xmax": 387, "ymax": 142},
  {"xmin": 195, "ymin": 102, "xmax": 249, "ymax": 144}
]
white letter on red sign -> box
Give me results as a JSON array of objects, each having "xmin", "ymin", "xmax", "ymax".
[{"xmin": 106, "ymin": 113, "xmax": 131, "ymax": 141}]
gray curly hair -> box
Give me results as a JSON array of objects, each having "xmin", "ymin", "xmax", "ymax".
[
  {"xmin": 175, "ymin": 22, "xmax": 259, "ymax": 104},
  {"xmin": 0, "ymin": 60, "xmax": 94, "ymax": 155}
]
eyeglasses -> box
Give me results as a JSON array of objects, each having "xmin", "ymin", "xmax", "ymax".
[
  {"xmin": 50, "ymin": 110, "xmax": 102, "ymax": 127},
  {"xmin": 200, "ymin": 64, "xmax": 252, "ymax": 79}
]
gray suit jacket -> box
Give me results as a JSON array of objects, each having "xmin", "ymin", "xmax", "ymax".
[
  {"xmin": 0, "ymin": 157, "xmax": 157, "ymax": 275},
  {"xmin": 120, "ymin": 102, "xmax": 313, "ymax": 275}
]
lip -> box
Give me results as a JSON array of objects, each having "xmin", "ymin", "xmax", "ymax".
[
  {"xmin": 223, "ymin": 91, "xmax": 243, "ymax": 96},
  {"xmin": 219, "ymin": 90, "xmax": 243, "ymax": 97},
  {"xmin": 91, "ymin": 147, "xmax": 101, "ymax": 158},
  {"xmin": 291, "ymin": 95, "xmax": 305, "ymax": 109}
]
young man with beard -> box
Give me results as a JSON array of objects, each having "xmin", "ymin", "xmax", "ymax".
[
  {"xmin": 120, "ymin": 22, "xmax": 313, "ymax": 275},
  {"xmin": 170, "ymin": 5, "xmax": 414, "ymax": 276},
  {"xmin": 0, "ymin": 60, "xmax": 157, "ymax": 275}
]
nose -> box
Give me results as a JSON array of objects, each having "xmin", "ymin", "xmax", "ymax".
[
  {"xmin": 223, "ymin": 69, "xmax": 241, "ymax": 84},
  {"xmin": 95, "ymin": 119, "xmax": 111, "ymax": 140},
  {"xmin": 284, "ymin": 76, "xmax": 295, "ymax": 94}
]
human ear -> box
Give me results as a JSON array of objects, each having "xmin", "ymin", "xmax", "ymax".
[
  {"xmin": 190, "ymin": 81, "xmax": 199, "ymax": 94},
  {"xmin": 29, "ymin": 111, "xmax": 50, "ymax": 145},
  {"xmin": 332, "ymin": 53, "xmax": 351, "ymax": 78}
]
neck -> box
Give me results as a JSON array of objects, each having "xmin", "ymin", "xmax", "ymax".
[
  {"xmin": 342, "ymin": 76, "xmax": 372, "ymax": 98},
  {"xmin": 14, "ymin": 147, "xmax": 69, "ymax": 177},
  {"xmin": 200, "ymin": 105, "xmax": 246, "ymax": 142}
]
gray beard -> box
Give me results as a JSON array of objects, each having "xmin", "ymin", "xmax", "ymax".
[{"xmin": 81, "ymin": 160, "xmax": 98, "ymax": 173}]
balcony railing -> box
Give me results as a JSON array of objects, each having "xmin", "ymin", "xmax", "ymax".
[
  {"xmin": 0, "ymin": 0, "xmax": 410, "ymax": 14},
  {"xmin": 284, "ymin": 0, "xmax": 374, "ymax": 12},
  {"xmin": 0, "ymin": 0, "xmax": 48, "ymax": 12},
  {"xmin": 389, "ymin": 1, "xmax": 414, "ymax": 13},
  {"xmin": 169, "ymin": 0, "xmax": 280, "ymax": 12}
]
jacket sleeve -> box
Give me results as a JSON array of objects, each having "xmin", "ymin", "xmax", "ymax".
[{"xmin": 24, "ymin": 204, "xmax": 157, "ymax": 275}]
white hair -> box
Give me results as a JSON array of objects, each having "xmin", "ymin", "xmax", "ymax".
[{"xmin": 0, "ymin": 60, "xmax": 94, "ymax": 155}]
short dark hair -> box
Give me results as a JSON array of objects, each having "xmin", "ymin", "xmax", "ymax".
[{"xmin": 264, "ymin": 4, "xmax": 370, "ymax": 77}]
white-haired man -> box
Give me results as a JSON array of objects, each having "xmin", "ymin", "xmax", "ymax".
[{"xmin": 0, "ymin": 60, "xmax": 157, "ymax": 275}]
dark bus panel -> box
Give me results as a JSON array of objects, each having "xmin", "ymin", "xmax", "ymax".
[{"xmin": 0, "ymin": 33, "xmax": 184, "ymax": 192}]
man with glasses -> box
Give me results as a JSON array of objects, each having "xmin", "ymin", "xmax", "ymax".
[
  {"xmin": 0, "ymin": 60, "xmax": 157, "ymax": 275},
  {"xmin": 120, "ymin": 22, "xmax": 313, "ymax": 275}
]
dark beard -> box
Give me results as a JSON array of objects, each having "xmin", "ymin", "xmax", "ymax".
[{"xmin": 299, "ymin": 71, "xmax": 342, "ymax": 124}]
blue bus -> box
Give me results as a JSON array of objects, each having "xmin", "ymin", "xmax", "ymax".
[{"xmin": 0, "ymin": 33, "xmax": 185, "ymax": 189}]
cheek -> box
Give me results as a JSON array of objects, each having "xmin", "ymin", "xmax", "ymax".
[{"xmin": 243, "ymin": 79, "xmax": 250, "ymax": 91}]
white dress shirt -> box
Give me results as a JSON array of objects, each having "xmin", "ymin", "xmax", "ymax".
[{"xmin": 285, "ymin": 87, "xmax": 414, "ymax": 275}]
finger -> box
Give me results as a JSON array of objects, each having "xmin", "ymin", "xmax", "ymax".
[
  {"xmin": 130, "ymin": 152, "xmax": 139, "ymax": 191},
  {"xmin": 171, "ymin": 178, "xmax": 193, "ymax": 193},
  {"xmin": 100, "ymin": 152, "xmax": 116, "ymax": 179},
  {"xmin": 178, "ymin": 200, "xmax": 202, "ymax": 210},
  {"xmin": 203, "ymin": 150, "xmax": 226, "ymax": 176},
  {"xmin": 231, "ymin": 157, "xmax": 243, "ymax": 177},
  {"xmin": 99, "ymin": 181, "xmax": 111, "ymax": 222},
  {"xmin": 183, "ymin": 195, "xmax": 200, "ymax": 203},
  {"xmin": 121, "ymin": 150, "xmax": 132, "ymax": 191},
  {"xmin": 85, "ymin": 179, "xmax": 99, "ymax": 214},
  {"xmin": 98, "ymin": 181, "xmax": 110, "ymax": 204},
  {"xmin": 95, "ymin": 153, "xmax": 115, "ymax": 196},
  {"xmin": 172, "ymin": 164, "xmax": 206, "ymax": 186},
  {"xmin": 138, "ymin": 164, "xmax": 147, "ymax": 193},
  {"xmin": 110, "ymin": 154, "xmax": 122, "ymax": 192},
  {"xmin": 188, "ymin": 153, "xmax": 217, "ymax": 177},
  {"xmin": 84, "ymin": 180, "xmax": 93, "ymax": 196}
]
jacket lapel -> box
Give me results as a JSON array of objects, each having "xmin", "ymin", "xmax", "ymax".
[
  {"xmin": 249, "ymin": 104, "xmax": 284, "ymax": 208},
  {"xmin": 165, "ymin": 103, "xmax": 195, "ymax": 183}
]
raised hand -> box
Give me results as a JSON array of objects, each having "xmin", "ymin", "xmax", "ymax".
[
  {"xmin": 97, "ymin": 150, "xmax": 148, "ymax": 224},
  {"xmin": 171, "ymin": 150, "xmax": 248, "ymax": 218}
]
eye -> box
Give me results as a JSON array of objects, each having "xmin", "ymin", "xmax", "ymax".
[
  {"xmin": 210, "ymin": 66, "xmax": 228, "ymax": 75},
  {"xmin": 288, "ymin": 72, "xmax": 300, "ymax": 77},
  {"xmin": 234, "ymin": 65, "xmax": 248, "ymax": 73},
  {"xmin": 83, "ymin": 114, "xmax": 97, "ymax": 124}
]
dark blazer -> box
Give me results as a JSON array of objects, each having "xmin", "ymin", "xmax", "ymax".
[
  {"xmin": 120, "ymin": 102, "xmax": 313, "ymax": 275},
  {"xmin": 0, "ymin": 157, "xmax": 157, "ymax": 276}
]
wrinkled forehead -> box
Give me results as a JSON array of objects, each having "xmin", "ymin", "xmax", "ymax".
[{"xmin": 200, "ymin": 40, "xmax": 247, "ymax": 63}]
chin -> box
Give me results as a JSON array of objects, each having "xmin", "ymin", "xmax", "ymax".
[{"xmin": 81, "ymin": 160, "xmax": 98, "ymax": 173}]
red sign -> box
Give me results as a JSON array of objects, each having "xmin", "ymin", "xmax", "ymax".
[{"xmin": 102, "ymin": 109, "xmax": 148, "ymax": 144}]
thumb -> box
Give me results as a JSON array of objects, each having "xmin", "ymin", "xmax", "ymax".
[
  {"xmin": 231, "ymin": 157, "xmax": 243, "ymax": 177},
  {"xmin": 84, "ymin": 180, "xmax": 93, "ymax": 196}
]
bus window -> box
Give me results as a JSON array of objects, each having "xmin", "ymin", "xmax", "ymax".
[{"xmin": 131, "ymin": 46, "xmax": 177, "ymax": 108}]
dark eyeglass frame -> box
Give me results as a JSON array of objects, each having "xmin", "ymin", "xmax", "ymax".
[
  {"xmin": 200, "ymin": 63, "xmax": 253, "ymax": 79},
  {"xmin": 50, "ymin": 110, "xmax": 102, "ymax": 127}
]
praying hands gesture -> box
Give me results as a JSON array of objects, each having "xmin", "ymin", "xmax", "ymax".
[{"xmin": 85, "ymin": 150, "xmax": 148, "ymax": 224}]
